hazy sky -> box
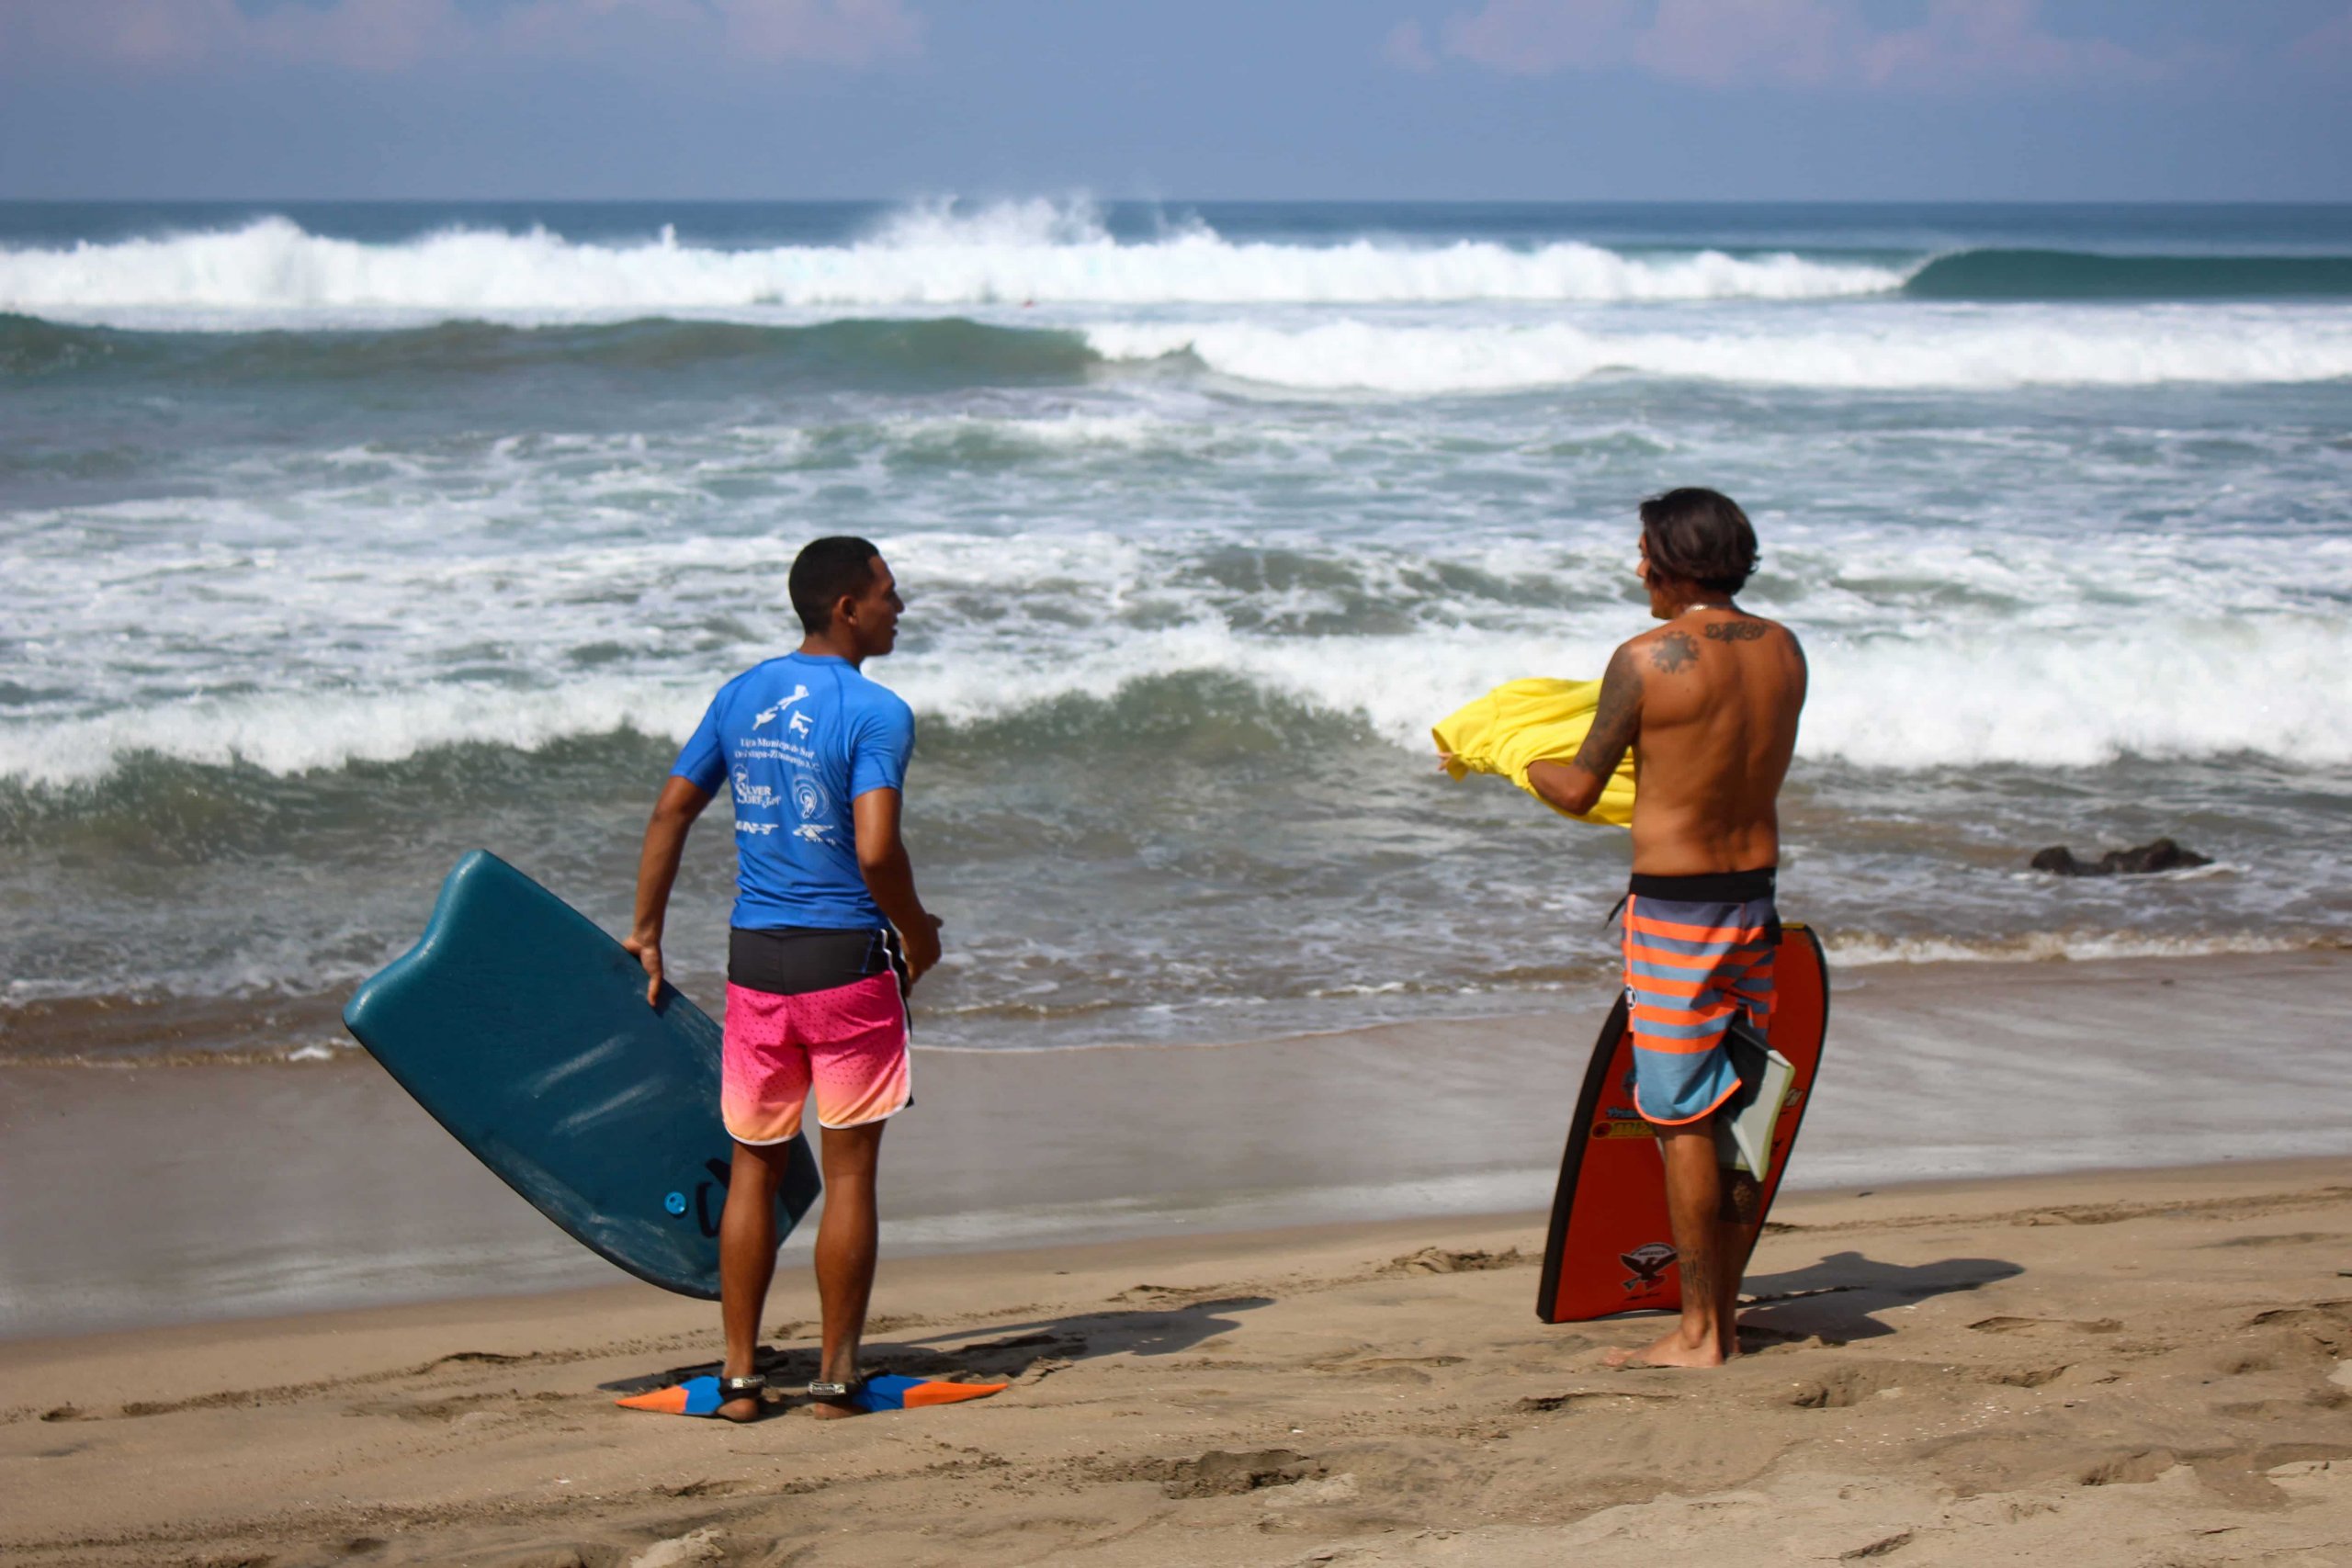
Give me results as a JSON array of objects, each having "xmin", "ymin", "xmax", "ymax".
[{"xmin": 2, "ymin": 0, "xmax": 2348, "ymax": 201}]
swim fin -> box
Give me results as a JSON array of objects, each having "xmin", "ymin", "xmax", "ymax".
[
  {"xmin": 616, "ymin": 1375, "xmax": 731, "ymax": 1416},
  {"xmin": 837, "ymin": 1374, "xmax": 1009, "ymax": 1412},
  {"xmin": 615, "ymin": 1373, "xmax": 1008, "ymax": 1417}
]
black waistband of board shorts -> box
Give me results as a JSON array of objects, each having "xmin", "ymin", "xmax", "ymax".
[
  {"xmin": 729, "ymin": 925, "xmax": 902, "ymax": 997},
  {"xmin": 1626, "ymin": 867, "xmax": 1777, "ymax": 904}
]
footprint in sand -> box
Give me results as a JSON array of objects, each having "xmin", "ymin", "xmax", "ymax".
[
  {"xmin": 1518, "ymin": 1390, "xmax": 1677, "ymax": 1413},
  {"xmin": 2245, "ymin": 1301, "xmax": 2352, "ymax": 1354},
  {"xmin": 1381, "ymin": 1247, "xmax": 1525, "ymax": 1276},
  {"xmin": 1115, "ymin": 1448, "xmax": 1325, "ymax": 1499},
  {"xmin": 1968, "ymin": 1315, "xmax": 2123, "ymax": 1336},
  {"xmin": 1785, "ymin": 1361, "xmax": 1980, "ymax": 1409}
]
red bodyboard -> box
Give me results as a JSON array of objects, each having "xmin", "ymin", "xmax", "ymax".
[{"xmin": 1536, "ymin": 922, "xmax": 1830, "ymax": 1323}]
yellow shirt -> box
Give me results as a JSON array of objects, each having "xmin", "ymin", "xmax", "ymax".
[{"xmin": 1431, "ymin": 677, "xmax": 1635, "ymax": 829}]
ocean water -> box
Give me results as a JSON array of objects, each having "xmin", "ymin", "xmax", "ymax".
[{"xmin": 3, "ymin": 199, "xmax": 2349, "ymax": 1060}]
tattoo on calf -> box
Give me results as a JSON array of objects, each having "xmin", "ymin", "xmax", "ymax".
[
  {"xmin": 1704, "ymin": 619, "xmax": 1770, "ymax": 643},
  {"xmin": 1720, "ymin": 1170, "xmax": 1762, "ymax": 1225},
  {"xmin": 1679, "ymin": 1239, "xmax": 1717, "ymax": 1314},
  {"xmin": 1650, "ymin": 630, "xmax": 1699, "ymax": 672}
]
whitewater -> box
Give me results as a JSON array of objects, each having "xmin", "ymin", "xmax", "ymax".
[
  {"xmin": 0, "ymin": 206, "xmax": 1905, "ymax": 312},
  {"xmin": 6, "ymin": 509, "xmax": 2351, "ymax": 786},
  {"xmin": 3, "ymin": 197, "xmax": 2347, "ymax": 1055}
]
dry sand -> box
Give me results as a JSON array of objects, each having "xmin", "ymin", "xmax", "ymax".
[{"xmin": 6, "ymin": 1157, "xmax": 2352, "ymax": 1566}]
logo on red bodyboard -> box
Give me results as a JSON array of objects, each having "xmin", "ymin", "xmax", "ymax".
[{"xmin": 1620, "ymin": 1241, "xmax": 1678, "ymax": 1295}]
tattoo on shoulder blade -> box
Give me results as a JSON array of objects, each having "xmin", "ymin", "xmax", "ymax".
[
  {"xmin": 1650, "ymin": 630, "xmax": 1699, "ymax": 672},
  {"xmin": 1703, "ymin": 618, "xmax": 1770, "ymax": 643}
]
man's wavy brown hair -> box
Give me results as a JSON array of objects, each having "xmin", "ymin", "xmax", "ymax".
[{"xmin": 1639, "ymin": 488, "xmax": 1758, "ymax": 596}]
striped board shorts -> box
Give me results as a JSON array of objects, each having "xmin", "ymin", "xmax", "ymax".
[{"xmin": 1622, "ymin": 868, "xmax": 1779, "ymax": 1126}]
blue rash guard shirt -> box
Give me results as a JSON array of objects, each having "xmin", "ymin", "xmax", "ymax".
[{"xmin": 671, "ymin": 652, "xmax": 916, "ymax": 931}]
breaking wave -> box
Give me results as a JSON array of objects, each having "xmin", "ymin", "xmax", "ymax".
[
  {"xmin": 17, "ymin": 306, "xmax": 2346, "ymax": 395},
  {"xmin": 0, "ymin": 208, "xmax": 1901, "ymax": 318},
  {"xmin": 6, "ymin": 612, "xmax": 2349, "ymax": 795},
  {"xmin": 1906, "ymin": 248, "xmax": 2352, "ymax": 301},
  {"xmin": 1084, "ymin": 313, "xmax": 2352, "ymax": 392}
]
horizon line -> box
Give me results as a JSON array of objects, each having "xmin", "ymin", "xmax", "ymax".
[{"xmin": 6, "ymin": 195, "xmax": 2352, "ymax": 209}]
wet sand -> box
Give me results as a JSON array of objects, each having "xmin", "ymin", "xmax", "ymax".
[
  {"xmin": 4, "ymin": 1158, "xmax": 2351, "ymax": 1566},
  {"xmin": 5, "ymin": 947, "xmax": 2350, "ymax": 1339}
]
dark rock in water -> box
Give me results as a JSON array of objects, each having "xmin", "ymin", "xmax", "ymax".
[
  {"xmin": 2104, "ymin": 838, "xmax": 2213, "ymax": 874},
  {"xmin": 2030, "ymin": 837, "xmax": 2212, "ymax": 876}
]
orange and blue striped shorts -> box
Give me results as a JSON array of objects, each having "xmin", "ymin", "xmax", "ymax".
[{"xmin": 1622, "ymin": 869, "xmax": 1778, "ymax": 1126}]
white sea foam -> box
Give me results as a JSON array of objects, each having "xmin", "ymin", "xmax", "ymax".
[
  {"xmin": 1084, "ymin": 311, "xmax": 2352, "ymax": 391},
  {"xmin": 6, "ymin": 607, "xmax": 2349, "ymax": 788},
  {"xmin": 876, "ymin": 411, "xmax": 1173, "ymax": 452},
  {"xmin": 0, "ymin": 676, "xmax": 710, "ymax": 787},
  {"xmin": 1826, "ymin": 930, "xmax": 2320, "ymax": 968},
  {"xmin": 1795, "ymin": 618, "xmax": 2352, "ymax": 769},
  {"xmin": 0, "ymin": 208, "xmax": 1901, "ymax": 318},
  {"xmin": 6, "ymin": 470, "xmax": 2352, "ymax": 788}
]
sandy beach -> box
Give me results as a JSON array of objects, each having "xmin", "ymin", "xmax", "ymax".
[
  {"xmin": 3, "ymin": 951, "xmax": 2351, "ymax": 1563},
  {"xmin": 5, "ymin": 1157, "xmax": 2351, "ymax": 1566}
]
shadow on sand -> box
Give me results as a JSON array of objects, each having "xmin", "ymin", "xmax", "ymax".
[
  {"xmin": 1734, "ymin": 1250, "xmax": 2024, "ymax": 1346},
  {"xmin": 601, "ymin": 1294, "xmax": 1277, "ymax": 1394}
]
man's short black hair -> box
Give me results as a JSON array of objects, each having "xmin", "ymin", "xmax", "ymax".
[
  {"xmin": 788, "ymin": 536, "xmax": 881, "ymax": 635},
  {"xmin": 1638, "ymin": 488, "xmax": 1758, "ymax": 596}
]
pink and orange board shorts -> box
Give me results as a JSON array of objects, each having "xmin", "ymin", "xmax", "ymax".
[{"xmin": 720, "ymin": 970, "xmax": 910, "ymax": 1145}]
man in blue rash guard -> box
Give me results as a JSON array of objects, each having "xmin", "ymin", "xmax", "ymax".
[{"xmin": 626, "ymin": 536, "xmax": 943, "ymax": 1421}]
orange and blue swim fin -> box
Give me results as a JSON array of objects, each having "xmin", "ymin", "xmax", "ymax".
[
  {"xmin": 616, "ymin": 1373, "xmax": 1007, "ymax": 1416},
  {"xmin": 616, "ymin": 1375, "xmax": 729, "ymax": 1416},
  {"xmin": 853, "ymin": 1374, "xmax": 1008, "ymax": 1411}
]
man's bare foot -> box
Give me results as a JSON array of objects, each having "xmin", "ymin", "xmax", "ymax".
[
  {"xmin": 808, "ymin": 1399, "xmax": 863, "ymax": 1420},
  {"xmin": 1604, "ymin": 1326, "xmax": 1728, "ymax": 1370},
  {"xmin": 717, "ymin": 1394, "xmax": 763, "ymax": 1422}
]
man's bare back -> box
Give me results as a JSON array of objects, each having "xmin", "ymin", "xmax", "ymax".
[
  {"xmin": 1526, "ymin": 606, "xmax": 1805, "ymax": 859},
  {"xmin": 1589, "ymin": 606, "xmax": 1806, "ymax": 874}
]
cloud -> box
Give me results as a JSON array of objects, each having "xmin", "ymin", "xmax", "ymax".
[
  {"xmin": 2292, "ymin": 4, "xmax": 2352, "ymax": 68},
  {"xmin": 723, "ymin": 0, "xmax": 922, "ymax": 64},
  {"xmin": 1410, "ymin": 0, "xmax": 2199, "ymax": 90},
  {"xmin": 1382, "ymin": 18, "xmax": 1437, "ymax": 72},
  {"xmin": 1632, "ymin": 0, "xmax": 1843, "ymax": 87},
  {"xmin": 1852, "ymin": 0, "xmax": 2177, "ymax": 88},
  {"xmin": 0, "ymin": 0, "xmax": 925, "ymax": 75}
]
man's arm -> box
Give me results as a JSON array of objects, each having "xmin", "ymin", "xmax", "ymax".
[
  {"xmin": 1527, "ymin": 639, "xmax": 1644, "ymax": 818},
  {"xmin": 853, "ymin": 786, "xmax": 944, "ymax": 987},
  {"xmin": 625, "ymin": 775, "xmax": 713, "ymax": 1006}
]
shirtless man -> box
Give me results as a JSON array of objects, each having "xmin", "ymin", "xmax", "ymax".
[{"xmin": 1526, "ymin": 488, "xmax": 1807, "ymax": 1369}]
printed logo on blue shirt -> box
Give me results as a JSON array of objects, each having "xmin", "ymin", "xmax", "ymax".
[{"xmin": 672, "ymin": 653, "xmax": 915, "ymax": 931}]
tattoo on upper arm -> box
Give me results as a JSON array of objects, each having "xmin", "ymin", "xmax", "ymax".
[
  {"xmin": 1703, "ymin": 618, "xmax": 1770, "ymax": 643},
  {"xmin": 1572, "ymin": 645, "xmax": 1643, "ymax": 778},
  {"xmin": 1650, "ymin": 630, "xmax": 1699, "ymax": 672}
]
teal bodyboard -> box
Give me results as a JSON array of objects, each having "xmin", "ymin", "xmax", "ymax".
[{"xmin": 343, "ymin": 851, "xmax": 820, "ymax": 1299}]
